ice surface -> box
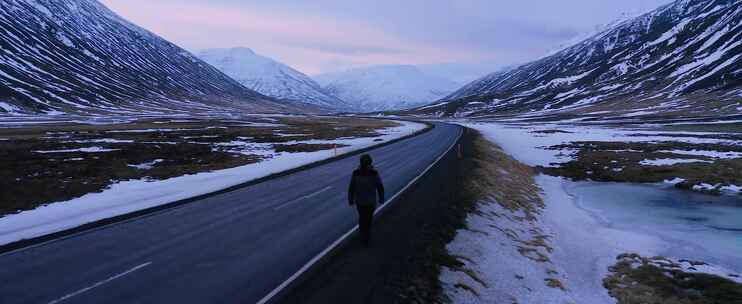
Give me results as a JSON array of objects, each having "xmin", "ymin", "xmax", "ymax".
[
  {"xmin": 442, "ymin": 122, "xmax": 742, "ymax": 303},
  {"xmin": 442, "ymin": 175, "xmax": 667, "ymax": 304},
  {"xmin": 565, "ymin": 181, "xmax": 742, "ymax": 272}
]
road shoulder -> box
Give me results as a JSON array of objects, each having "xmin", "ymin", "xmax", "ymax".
[{"xmin": 275, "ymin": 127, "xmax": 480, "ymax": 304}]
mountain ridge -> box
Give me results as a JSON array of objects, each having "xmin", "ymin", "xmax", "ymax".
[
  {"xmin": 0, "ymin": 0, "xmax": 302, "ymax": 115},
  {"xmin": 314, "ymin": 64, "xmax": 460, "ymax": 111},
  {"xmin": 197, "ymin": 48, "xmax": 350, "ymax": 110},
  {"xmin": 411, "ymin": 0, "xmax": 742, "ymax": 118}
]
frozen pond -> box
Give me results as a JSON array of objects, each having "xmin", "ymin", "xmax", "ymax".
[{"xmin": 565, "ymin": 182, "xmax": 742, "ymax": 272}]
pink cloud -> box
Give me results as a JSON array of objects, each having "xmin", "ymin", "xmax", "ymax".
[{"xmin": 100, "ymin": 0, "xmax": 499, "ymax": 74}]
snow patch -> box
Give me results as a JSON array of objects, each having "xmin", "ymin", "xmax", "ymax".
[
  {"xmin": 663, "ymin": 177, "xmax": 686, "ymax": 185},
  {"xmin": 63, "ymin": 138, "xmax": 134, "ymax": 144},
  {"xmin": 459, "ymin": 122, "xmax": 737, "ymax": 168},
  {"xmin": 128, "ymin": 159, "xmax": 164, "ymax": 170},
  {"xmin": 0, "ymin": 102, "xmax": 22, "ymax": 114},
  {"xmin": 33, "ymin": 147, "xmax": 120, "ymax": 153},
  {"xmin": 546, "ymin": 69, "xmax": 594, "ymax": 87},
  {"xmin": 444, "ymin": 122, "xmax": 742, "ymax": 302},
  {"xmin": 648, "ymin": 20, "xmax": 690, "ymax": 46},
  {"xmin": 0, "ymin": 121, "xmax": 426, "ymax": 246},
  {"xmin": 659, "ymin": 149, "xmax": 742, "ymax": 159},
  {"xmin": 55, "ymin": 32, "xmax": 75, "ymax": 48},
  {"xmin": 639, "ymin": 158, "xmax": 713, "ymax": 166}
]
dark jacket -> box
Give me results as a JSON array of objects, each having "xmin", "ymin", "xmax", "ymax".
[{"xmin": 348, "ymin": 167, "xmax": 385, "ymax": 206}]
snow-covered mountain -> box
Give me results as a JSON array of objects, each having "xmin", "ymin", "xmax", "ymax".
[
  {"xmin": 314, "ymin": 65, "xmax": 460, "ymax": 111},
  {"xmin": 0, "ymin": 0, "xmax": 302, "ymax": 115},
  {"xmin": 197, "ymin": 48, "xmax": 350, "ymax": 110},
  {"xmin": 413, "ymin": 0, "xmax": 742, "ymax": 118},
  {"xmin": 417, "ymin": 63, "xmax": 505, "ymax": 85}
]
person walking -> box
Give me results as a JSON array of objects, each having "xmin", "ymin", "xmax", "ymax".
[{"xmin": 348, "ymin": 154, "xmax": 385, "ymax": 247}]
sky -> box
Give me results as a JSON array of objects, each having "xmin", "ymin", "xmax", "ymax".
[{"xmin": 100, "ymin": 0, "xmax": 673, "ymax": 82}]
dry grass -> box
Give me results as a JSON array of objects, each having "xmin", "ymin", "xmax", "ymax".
[
  {"xmin": 604, "ymin": 254, "xmax": 742, "ymax": 304},
  {"xmin": 545, "ymin": 278, "xmax": 566, "ymax": 290},
  {"xmin": 542, "ymin": 140, "xmax": 742, "ymax": 194},
  {"xmin": 439, "ymin": 126, "xmax": 742, "ymax": 303},
  {"xmin": 453, "ymin": 283, "xmax": 480, "ymax": 297},
  {"xmin": 659, "ymin": 122, "xmax": 742, "ymax": 134},
  {"xmin": 442, "ymin": 131, "xmax": 556, "ymax": 299},
  {"xmin": 0, "ymin": 116, "xmax": 400, "ymax": 216},
  {"xmin": 466, "ymin": 136, "xmax": 543, "ymax": 220},
  {"xmin": 530, "ymin": 129, "xmax": 573, "ymax": 134}
]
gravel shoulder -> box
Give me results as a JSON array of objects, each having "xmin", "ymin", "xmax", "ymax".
[{"xmin": 276, "ymin": 128, "xmax": 478, "ymax": 304}]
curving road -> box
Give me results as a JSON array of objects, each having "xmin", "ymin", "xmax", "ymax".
[{"xmin": 0, "ymin": 122, "xmax": 462, "ymax": 304}]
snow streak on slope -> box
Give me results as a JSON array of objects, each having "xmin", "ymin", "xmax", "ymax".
[
  {"xmin": 197, "ymin": 48, "xmax": 350, "ymax": 110},
  {"xmin": 0, "ymin": 0, "xmax": 296, "ymax": 115},
  {"xmin": 314, "ymin": 65, "xmax": 461, "ymax": 111},
  {"xmin": 417, "ymin": 0, "xmax": 742, "ymax": 118}
]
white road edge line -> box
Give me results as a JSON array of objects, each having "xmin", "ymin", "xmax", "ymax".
[
  {"xmin": 47, "ymin": 262, "xmax": 152, "ymax": 304},
  {"xmin": 256, "ymin": 126, "xmax": 463, "ymax": 304},
  {"xmin": 273, "ymin": 186, "xmax": 333, "ymax": 211}
]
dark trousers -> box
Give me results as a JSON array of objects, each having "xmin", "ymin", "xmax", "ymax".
[{"xmin": 356, "ymin": 205, "xmax": 375, "ymax": 246}]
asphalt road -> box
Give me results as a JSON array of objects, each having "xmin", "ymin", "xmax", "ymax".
[
  {"xmin": 280, "ymin": 126, "xmax": 476, "ymax": 304},
  {"xmin": 0, "ymin": 122, "xmax": 462, "ymax": 304}
]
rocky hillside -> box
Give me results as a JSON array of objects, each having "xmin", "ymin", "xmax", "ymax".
[
  {"xmin": 197, "ymin": 48, "xmax": 350, "ymax": 110},
  {"xmin": 0, "ymin": 0, "xmax": 300, "ymax": 115},
  {"xmin": 413, "ymin": 0, "xmax": 742, "ymax": 119}
]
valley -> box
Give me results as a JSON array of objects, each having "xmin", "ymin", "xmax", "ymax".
[
  {"xmin": 1, "ymin": 0, "xmax": 741, "ymax": 303},
  {"xmin": 0, "ymin": 115, "xmax": 425, "ymax": 246},
  {"xmin": 0, "ymin": 115, "xmax": 416, "ymax": 216}
]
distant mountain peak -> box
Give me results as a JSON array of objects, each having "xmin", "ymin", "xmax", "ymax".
[
  {"xmin": 314, "ymin": 65, "xmax": 461, "ymax": 111},
  {"xmin": 228, "ymin": 47, "xmax": 256, "ymax": 54},
  {"xmin": 197, "ymin": 48, "xmax": 350, "ymax": 110}
]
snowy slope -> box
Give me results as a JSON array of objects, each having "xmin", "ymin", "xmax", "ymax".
[
  {"xmin": 415, "ymin": 0, "xmax": 742, "ymax": 118},
  {"xmin": 197, "ymin": 48, "xmax": 350, "ymax": 110},
  {"xmin": 314, "ymin": 65, "xmax": 460, "ymax": 111},
  {"xmin": 0, "ymin": 0, "xmax": 301, "ymax": 115}
]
